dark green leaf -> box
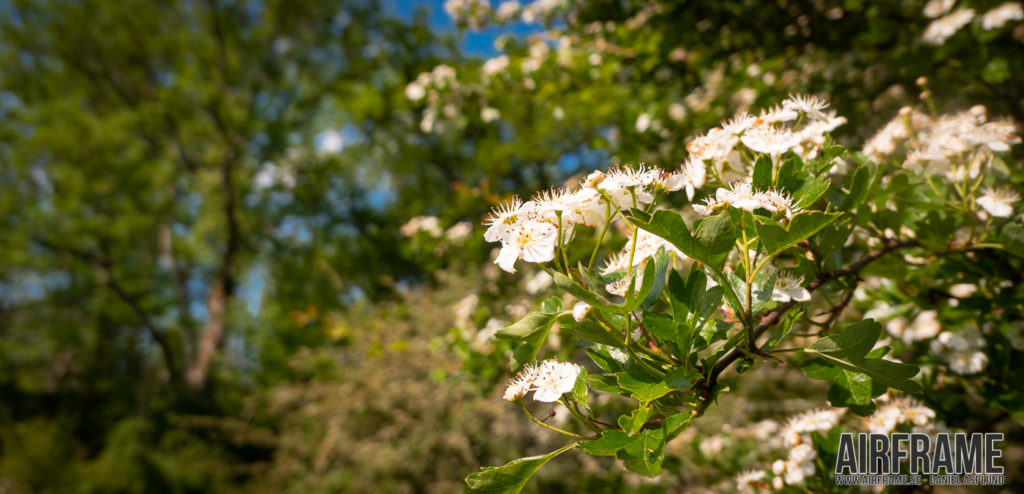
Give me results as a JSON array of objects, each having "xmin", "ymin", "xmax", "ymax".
[
  {"xmin": 752, "ymin": 154, "xmax": 773, "ymax": 191},
  {"xmin": 615, "ymin": 370, "xmax": 672, "ymax": 403},
  {"xmin": 577, "ymin": 431, "xmax": 631, "ymax": 456},
  {"xmin": 466, "ymin": 444, "xmax": 575, "ymax": 493},
  {"xmin": 755, "ymin": 211, "xmax": 840, "ymax": 258}
]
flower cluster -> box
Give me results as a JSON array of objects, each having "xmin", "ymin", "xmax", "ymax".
[
  {"xmin": 864, "ymin": 105, "xmax": 1020, "ymax": 168},
  {"xmin": 482, "ymin": 163, "xmax": 701, "ymax": 274},
  {"xmin": 779, "ymin": 408, "xmax": 846, "ymax": 447},
  {"xmin": 930, "ymin": 327, "xmax": 989, "ymax": 374},
  {"xmin": 863, "ymin": 396, "xmax": 939, "ymax": 434},
  {"xmin": 922, "ymin": 2, "xmax": 1024, "ymax": 44},
  {"xmin": 502, "ymin": 359, "xmax": 582, "ymax": 402}
]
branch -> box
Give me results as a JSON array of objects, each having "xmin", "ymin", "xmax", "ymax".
[{"xmin": 704, "ymin": 239, "xmax": 920, "ymax": 394}]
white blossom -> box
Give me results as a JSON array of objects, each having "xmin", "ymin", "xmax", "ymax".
[
  {"xmin": 977, "ymin": 187, "xmax": 1020, "ymax": 217},
  {"xmin": 572, "ymin": 301, "xmax": 591, "ymax": 322},
  {"xmin": 922, "ymin": 9, "xmax": 975, "ymax": 45},
  {"xmin": 981, "ymin": 2, "xmax": 1023, "ymax": 30},
  {"xmin": 771, "ymin": 272, "xmax": 811, "ymax": 303}
]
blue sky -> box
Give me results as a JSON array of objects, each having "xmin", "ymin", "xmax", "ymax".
[{"xmin": 389, "ymin": 0, "xmax": 545, "ymax": 56}]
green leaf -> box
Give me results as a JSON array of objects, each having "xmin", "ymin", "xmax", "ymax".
[
  {"xmin": 615, "ymin": 370, "xmax": 672, "ymax": 403},
  {"xmin": 794, "ymin": 177, "xmax": 831, "ymax": 208},
  {"xmin": 752, "ymin": 154, "xmax": 772, "ymax": 191},
  {"xmin": 466, "ymin": 443, "xmax": 575, "ymax": 493},
  {"xmin": 618, "ymin": 406, "xmax": 651, "ymax": 435},
  {"xmin": 627, "ymin": 210, "xmax": 735, "ymax": 270},
  {"xmin": 764, "ymin": 309, "xmax": 802, "ymax": 351},
  {"xmin": 577, "ymin": 431, "xmax": 631, "ymax": 456},
  {"xmin": 998, "ymin": 222, "xmax": 1024, "ymax": 257},
  {"xmin": 641, "ymin": 311, "xmax": 676, "ymax": 343},
  {"xmin": 663, "ymin": 368, "xmax": 695, "ymax": 391},
  {"xmin": 808, "ymin": 319, "xmax": 881, "ymax": 361},
  {"xmin": 499, "ymin": 311, "xmax": 563, "ymax": 371},
  {"xmin": 803, "ymin": 319, "xmax": 922, "ymax": 395},
  {"xmin": 552, "ymin": 272, "xmax": 617, "ymax": 312},
  {"xmin": 496, "ymin": 312, "xmax": 559, "ymax": 341},
  {"xmin": 754, "ymin": 211, "xmax": 840, "ymax": 258},
  {"xmin": 839, "ymin": 165, "xmax": 872, "ymax": 212},
  {"xmin": 570, "ymin": 368, "xmax": 589, "ymax": 406},
  {"xmin": 641, "ymin": 247, "xmax": 671, "ymax": 308},
  {"xmin": 585, "ymin": 373, "xmax": 622, "ymax": 393},
  {"xmin": 567, "ymin": 319, "xmax": 624, "ymax": 347},
  {"xmin": 623, "ymin": 260, "xmax": 657, "ymax": 312},
  {"xmin": 617, "ymin": 429, "xmax": 665, "ymax": 477}
]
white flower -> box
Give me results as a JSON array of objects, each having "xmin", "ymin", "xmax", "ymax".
[
  {"xmin": 735, "ymin": 469, "xmax": 766, "ymax": 494},
  {"xmin": 503, "ymin": 363, "xmax": 538, "ymax": 401},
  {"xmin": 493, "ymin": 215, "xmax": 558, "ymax": 273},
  {"xmin": 771, "ymin": 272, "xmax": 811, "ymax": 302},
  {"xmin": 931, "ymin": 329, "xmax": 989, "ymax": 374},
  {"xmin": 780, "ymin": 408, "xmax": 845, "ymax": 447},
  {"xmin": 716, "ymin": 179, "xmax": 764, "ymax": 212},
  {"xmin": 759, "ymin": 189, "xmax": 800, "ymax": 219},
  {"xmin": 524, "ymin": 270, "xmax": 553, "ymax": 294},
  {"xmin": 495, "ymin": 1, "xmax": 521, "ymax": 21},
  {"xmin": 687, "ymin": 127, "xmax": 738, "ymax": 162},
  {"xmin": 481, "ymin": 107, "xmax": 501, "ymax": 122},
  {"xmin": 781, "ymin": 444, "xmax": 816, "ymax": 484},
  {"xmin": 605, "ymin": 275, "xmax": 634, "ymax": 297},
  {"xmin": 483, "ymin": 198, "xmax": 526, "ymax": 242},
  {"xmin": 401, "ymin": 215, "xmax": 442, "ymax": 237},
  {"xmin": 532, "ymin": 360, "xmax": 582, "ymax": 402},
  {"xmin": 635, "ymin": 113, "xmax": 652, "ymax": 133},
  {"xmin": 668, "ymin": 102, "xmax": 687, "ymax": 122},
  {"xmin": 661, "ymin": 159, "xmax": 707, "ymax": 200},
  {"xmin": 924, "ymin": 0, "xmax": 955, "ymax": 18},
  {"xmin": 783, "ymin": 94, "xmax": 830, "ymax": 121},
  {"xmin": 482, "ymin": 55, "xmax": 510, "ymax": 76},
  {"xmin": 981, "ymin": 2, "xmax": 1023, "ymax": 30},
  {"xmin": 445, "ymin": 221, "xmax": 473, "ymax": 242},
  {"xmin": 949, "ymin": 349, "xmax": 989, "ymax": 374},
  {"xmin": 759, "ymin": 104, "xmax": 799, "ymax": 124},
  {"xmin": 902, "ymin": 310, "xmax": 942, "ymax": 343},
  {"xmin": 599, "ymin": 165, "xmax": 658, "ymax": 209},
  {"xmin": 699, "ymin": 435, "xmax": 725, "ymax": 457},
  {"xmin": 922, "ymin": 9, "xmax": 975, "ymax": 45},
  {"xmin": 405, "ymin": 81, "xmax": 426, "ymax": 101},
  {"xmin": 741, "ymin": 123, "xmax": 801, "ymax": 157},
  {"xmin": 572, "ymin": 301, "xmax": 591, "ymax": 322},
  {"xmin": 722, "ymin": 112, "xmax": 758, "ymax": 135},
  {"xmin": 977, "ymin": 187, "xmax": 1020, "ymax": 217}
]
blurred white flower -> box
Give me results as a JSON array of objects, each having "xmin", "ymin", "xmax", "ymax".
[
  {"xmin": 922, "ymin": 9, "xmax": 975, "ymax": 45},
  {"xmin": 924, "ymin": 0, "xmax": 955, "ymax": 18},
  {"xmin": 525, "ymin": 270, "xmax": 553, "ymax": 294},
  {"xmin": 405, "ymin": 81, "xmax": 426, "ymax": 101},
  {"xmin": 635, "ymin": 113, "xmax": 652, "ymax": 133},
  {"xmin": 481, "ymin": 106, "xmax": 501, "ymax": 123},
  {"xmin": 977, "ymin": 187, "xmax": 1020, "ymax": 217},
  {"xmin": 981, "ymin": 2, "xmax": 1023, "ymax": 29},
  {"xmin": 401, "ymin": 215, "xmax": 443, "ymax": 237},
  {"xmin": 445, "ymin": 221, "xmax": 473, "ymax": 242}
]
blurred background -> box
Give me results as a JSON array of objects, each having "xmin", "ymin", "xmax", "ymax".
[{"xmin": 1, "ymin": 0, "xmax": 1022, "ymax": 492}]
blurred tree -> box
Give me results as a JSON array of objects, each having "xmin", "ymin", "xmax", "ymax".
[{"xmin": 0, "ymin": 0, "xmax": 461, "ymax": 453}]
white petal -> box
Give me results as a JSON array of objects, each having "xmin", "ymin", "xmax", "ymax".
[{"xmin": 495, "ymin": 244, "xmax": 521, "ymax": 273}]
